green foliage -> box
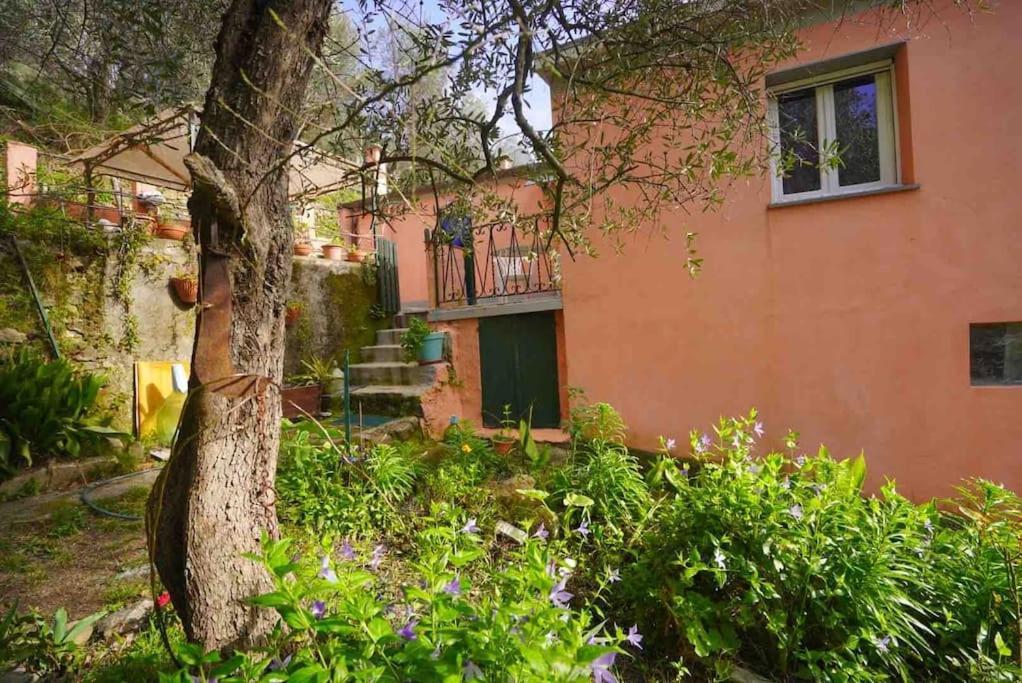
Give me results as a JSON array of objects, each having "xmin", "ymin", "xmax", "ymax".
[
  {"xmin": 621, "ymin": 412, "xmax": 1022, "ymax": 682},
  {"xmin": 0, "ymin": 603, "xmax": 105, "ymax": 677},
  {"xmin": 276, "ymin": 420, "xmax": 421, "ymax": 538},
  {"xmin": 159, "ymin": 532, "xmax": 629, "ymax": 682},
  {"xmin": 0, "ymin": 347, "xmax": 126, "ymax": 476},
  {"xmin": 400, "ymin": 317, "xmax": 433, "ymax": 361},
  {"xmin": 568, "ymin": 401, "xmax": 626, "ymax": 445}
]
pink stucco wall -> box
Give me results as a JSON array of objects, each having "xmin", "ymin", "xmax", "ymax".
[{"xmin": 558, "ymin": 3, "xmax": 1022, "ymax": 498}]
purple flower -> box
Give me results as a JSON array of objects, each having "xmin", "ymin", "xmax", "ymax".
[
  {"xmin": 695, "ymin": 433, "xmax": 711, "ymax": 453},
  {"xmin": 795, "ymin": 455, "xmax": 807, "ymax": 467},
  {"xmin": 267, "ymin": 654, "xmax": 292, "ymax": 672},
  {"xmin": 780, "ymin": 477, "xmax": 791, "ymax": 490},
  {"xmin": 545, "ymin": 559, "xmax": 557, "ymax": 577},
  {"xmin": 753, "ymin": 421, "xmax": 765, "ymax": 438},
  {"xmin": 370, "ymin": 544, "xmax": 386, "ymax": 571},
  {"xmin": 575, "ymin": 520, "xmax": 590, "ymax": 538},
  {"xmin": 450, "ymin": 415, "xmax": 460, "ymax": 425},
  {"xmin": 625, "ymin": 624, "xmax": 643, "ymax": 650},
  {"xmin": 923, "ymin": 518, "xmax": 934, "ymax": 534},
  {"xmin": 789, "ymin": 504, "xmax": 803, "ymax": 520},
  {"xmin": 875, "ymin": 635, "xmax": 891, "ymax": 653},
  {"xmin": 748, "ymin": 463, "xmax": 762, "ymax": 475},
  {"xmin": 665, "ymin": 437, "xmax": 677, "ymax": 451},
  {"xmin": 397, "ymin": 618, "xmax": 418, "ymax": 640},
  {"xmin": 463, "ymin": 660, "xmax": 483, "ymax": 680},
  {"xmin": 318, "ymin": 556, "xmax": 337, "ymax": 583},
  {"xmin": 310, "ymin": 600, "xmax": 326, "ymax": 619},
  {"xmin": 461, "ymin": 518, "xmax": 480, "ymax": 534},
  {"xmin": 340, "ymin": 539, "xmax": 356, "ymax": 561},
  {"xmin": 549, "ymin": 578, "xmax": 573, "ymax": 608},
  {"xmin": 443, "ymin": 576, "xmax": 462, "ymax": 596},
  {"xmin": 731, "ymin": 433, "xmax": 742, "ymax": 448},
  {"xmin": 591, "ymin": 651, "xmax": 618, "ymax": 683},
  {"xmin": 607, "ymin": 568, "xmax": 621, "ymax": 583},
  {"xmin": 533, "ymin": 523, "xmax": 549, "ymax": 540}
]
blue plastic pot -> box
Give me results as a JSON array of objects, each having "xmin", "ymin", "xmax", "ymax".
[{"xmin": 418, "ymin": 331, "xmax": 446, "ymax": 364}]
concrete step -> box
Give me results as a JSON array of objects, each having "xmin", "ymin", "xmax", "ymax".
[
  {"xmin": 361, "ymin": 344, "xmax": 404, "ymax": 363},
  {"xmin": 348, "ymin": 361, "xmax": 438, "ymax": 386},
  {"xmin": 349, "ymin": 384, "xmax": 431, "ymax": 417},
  {"xmin": 392, "ymin": 308, "xmax": 429, "ymax": 328},
  {"xmin": 376, "ymin": 328, "xmax": 408, "ymax": 345}
]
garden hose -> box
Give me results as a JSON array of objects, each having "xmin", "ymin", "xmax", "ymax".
[{"xmin": 79, "ymin": 467, "xmax": 161, "ymax": 521}]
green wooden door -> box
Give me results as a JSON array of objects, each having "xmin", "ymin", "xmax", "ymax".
[{"xmin": 479, "ymin": 312, "xmax": 561, "ymax": 428}]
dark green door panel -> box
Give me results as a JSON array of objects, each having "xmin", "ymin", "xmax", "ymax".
[{"xmin": 478, "ymin": 312, "xmax": 561, "ymax": 429}]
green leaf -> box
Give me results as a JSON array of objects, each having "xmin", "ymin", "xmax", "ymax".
[
  {"xmin": 564, "ymin": 493, "xmax": 595, "ymax": 508},
  {"xmin": 995, "ymin": 631, "xmax": 1012, "ymax": 657},
  {"xmin": 515, "ymin": 488, "xmax": 548, "ymax": 501}
]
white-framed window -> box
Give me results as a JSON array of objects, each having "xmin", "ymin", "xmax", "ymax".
[{"xmin": 767, "ymin": 60, "xmax": 899, "ymax": 203}]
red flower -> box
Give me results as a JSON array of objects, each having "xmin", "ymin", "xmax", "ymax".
[{"xmin": 156, "ymin": 591, "xmax": 171, "ymax": 609}]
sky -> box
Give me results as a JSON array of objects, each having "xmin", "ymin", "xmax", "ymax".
[{"xmin": 338, "ymin": 0, "xmax": 553, "ymax": 140}]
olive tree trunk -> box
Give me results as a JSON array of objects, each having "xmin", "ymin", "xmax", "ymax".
[{"xmin": 146, "ymin": 0, "xmax": 331, "ymax": 651}]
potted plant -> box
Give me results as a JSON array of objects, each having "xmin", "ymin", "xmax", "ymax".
[
  {"xmin": 154, "ymin": 216, "xmax": 190, "ymax": 241},
  {"xmin": 401, "ymin": 317, "xmax": 445, "ymax": 365},
  {"xmin": 492, "ymin": 404, "xmax": 517, "ymax": 455},
  {"xmin": 294, "ymin": 241, "xmax": 314, "ymax": 257},
  {"xmin": 281, "ymin": 356, "xmax": 340, "ymax": 417},
  {"xmin": 285, "ymin": 300, "xmax": 304, "ymax": 327},
  {"xmin": 345, "ymin": 243, "xmax": 366, "ymax": 263},
  {"xmin": 321, "ymin": 243, "xmax": 345, "ymax": 260},
  {"xmin": 169, "ymin": 270, "xmax": 198, "ymax": 306}
]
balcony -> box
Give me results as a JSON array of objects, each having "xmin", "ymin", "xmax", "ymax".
[{"xmin": 427, "ymin": 216, "xmax": 561, "ymax": 320}]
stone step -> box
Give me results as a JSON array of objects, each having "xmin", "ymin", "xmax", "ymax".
[
  {"xmin": 361, "ymin": 344, "xmax": 404, "ymax": 363},
  {"xmin": 392, "ymin": 308, "xmax": 429, "ymax": 328},
  {"xmin": 348, "ymin": 361, "xmax": 438, "ymax": 386},
  {"xmin": 376, "ymin": 328, "xmax": 408, "ymax": 345},
  {"xmin": 349, "ymin": 384, "xmax": 431, "ymax": 417}
]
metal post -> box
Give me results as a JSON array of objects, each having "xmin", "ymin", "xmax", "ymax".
[{"xmin": 343, "ymin": 349, "xmax": 351, "ymax": 445}]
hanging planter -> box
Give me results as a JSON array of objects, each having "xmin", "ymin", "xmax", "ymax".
[
  {"xmin": 155, "ymin": 218, "xmax": 190, "ymax": 241},
  {"xmin": 169, "ymin": 276, "xmax": 198, "ymax": 306},
  {"xmin": 294, "ymin": 242, "xmax": 313, "ymax": 257},
  {"xmin": 321, "ymin": 244, "xmax": 345, "ymax": 261}
]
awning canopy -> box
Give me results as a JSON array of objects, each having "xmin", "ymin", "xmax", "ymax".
[{"xmin": 67, "ymin": 105, "xmax": 358, "ymax": 199}]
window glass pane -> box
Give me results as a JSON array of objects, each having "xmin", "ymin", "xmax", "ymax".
[
  {"xmin": 970, "ymin": 323, "xmax": 1022, "ymax": 385},
  {"xmin": 834, "ymin": 74, "xmax": 881, "ymax": 186},
  {"xmin": 778, "ymin": 88, "xmax": 821, "ymax": 194}
]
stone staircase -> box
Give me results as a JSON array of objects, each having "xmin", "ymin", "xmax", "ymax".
[{"xmin": 347, "ymin": 310, "xmax": 438, "ymax": 417}]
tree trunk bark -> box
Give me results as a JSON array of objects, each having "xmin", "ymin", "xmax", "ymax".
[{"xmin": 146, "ymin": 0, "xmax": 331, "ymax": 651}]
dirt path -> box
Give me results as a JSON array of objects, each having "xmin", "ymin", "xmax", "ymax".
[{"xmin": 0, "ymin": 471, "xmax": 160, "ymax": 619}]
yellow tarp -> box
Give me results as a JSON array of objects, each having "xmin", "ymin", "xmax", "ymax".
[{"xmin": 135, "ymin": 361, "xmax": 189, "ymax": 443}]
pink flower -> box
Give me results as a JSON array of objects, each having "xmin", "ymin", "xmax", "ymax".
[{"xmin": 156, "ymin": 591, "xmax": 171, "ymax": 609}]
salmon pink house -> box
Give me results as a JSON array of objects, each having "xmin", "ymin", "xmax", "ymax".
[{"xmin": 348, "ymin": 2, "xmax": 1022, "ymax": 499}]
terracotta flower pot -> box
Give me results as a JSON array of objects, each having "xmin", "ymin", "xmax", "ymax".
[
  {"xmin": 294, "ymin": 242, "xmax": 313, "ymax": 257},
  {"xmin": 285, "ymin": 304, "xmax": 302, "ymax": 327},
  {"xmin": 155, "ymin": 219, "xmax": 190, "ymax": 241},
  {"xmin": 492, "ymin": 435, "xmax": 515, "ymax": 455},
  {"xmin": 321, "ymin": 244, "xmax": 345, "ymax": 261},
  {"xmin": 169, "ymin": 277, "xmax": 198, "ymax": 305},
  {"xmin": 345, "ymin": 250, "xmax": 366, "ymax": 263}
]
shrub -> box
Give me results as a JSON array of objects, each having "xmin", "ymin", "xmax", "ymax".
[
  {"xmin": 621, "ymin": 412, "xmax": 1022, "ymax": 681},
  {"xmin": 159, "ymin": 532, "xmax": 636, "ymax": 682},
  {"xmin": 0, "ymin": 348, "xmax": 124, "ymax": 476},
  {"xmin": 276, "ymin": 421, "xmax": 421, "ymax": 538}
]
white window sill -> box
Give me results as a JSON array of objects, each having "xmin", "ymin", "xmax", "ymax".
[{"xmin": 769, "ymin": 183, "xmax": 919, "ymax": 209}]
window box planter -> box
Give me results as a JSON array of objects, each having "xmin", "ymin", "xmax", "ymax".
[
  {"xmin": 281, "ymin": 384, "xmax": 322, "ymax": 420},
  {"xmin": 169, "ymin": 276, "xmax": 198, "ymax": 306},
  {"xmin": 321, "ymin": 244, "xmax": 345, "ymax": 261}
]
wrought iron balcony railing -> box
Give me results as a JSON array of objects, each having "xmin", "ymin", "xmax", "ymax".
[{"xmin": 428, "ymin": 216, "xmax": 559, "ymax": 307}]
